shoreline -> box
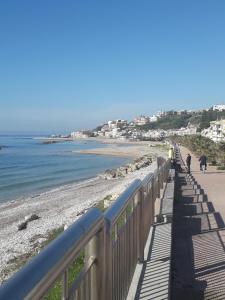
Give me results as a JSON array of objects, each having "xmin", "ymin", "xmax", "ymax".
[
  {"xmin": 73, "ymin": 140, "xmax": 167, "ymax": 158},
  {"xmin": 34, "ymin": 136, "xmax": 162, "ymax": 146},
  {"xmin": 0, "ymin": 142, "xmax": 167, "ymax": 284}
]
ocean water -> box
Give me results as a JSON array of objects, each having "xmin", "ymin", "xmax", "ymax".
[{"xmin": 0, "ymin": 136, "xmax": 129, "ymax": 203}]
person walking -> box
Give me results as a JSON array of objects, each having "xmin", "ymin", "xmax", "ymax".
[
  {"xmin": 186, "ymin": 153, "xmax": 191, "ymax": 173},
  {"xmin": 199, "ymin": 154, "xmax": 207, "ymax": 173},
  {"xmin": 168, "ymin": 146, "xmax": 175, "ymax": 168}
]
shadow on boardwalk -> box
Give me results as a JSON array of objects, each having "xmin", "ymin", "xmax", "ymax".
[
  {"xmin": 171, "ymin": 172, "xmax": 225, "ymax": 300},
  {"xmin": 134, "ymin": 223, "xmax": 172, "ymax": 300}
]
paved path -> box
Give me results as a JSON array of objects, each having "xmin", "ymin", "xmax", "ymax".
[
  {"xmin": 180, "ymin": 146, "xmax": 225, "ymax": 220},
  {"xmin": 171, "ymin": 147, "xmax": 225, "ymax": 299}
]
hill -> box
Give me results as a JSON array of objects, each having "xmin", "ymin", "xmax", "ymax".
[{"xmin": 136, "ymin": 110, "xmax": 225, "ymax": 131}]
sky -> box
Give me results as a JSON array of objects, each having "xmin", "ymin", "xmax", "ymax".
[{"xmin": 1, "ymin": 0, "xmax": 225, "ymax": 134}]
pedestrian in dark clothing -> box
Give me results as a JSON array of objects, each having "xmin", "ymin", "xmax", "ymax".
[
  {"xmin": 186, "ymin": 154, "xmax": 191, "ymax": 173},
  {"xmin": 199, "ymin": 155, "xmax": 207, "ymax": 172}
]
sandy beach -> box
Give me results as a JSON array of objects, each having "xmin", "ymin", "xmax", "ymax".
[
  {"xmin": 74, "ymin": 138, "xmax": 167, "ymax": 158},
  {"xmin": 0, "ymin": 140, "xmax": 167, "ymax": 283}
]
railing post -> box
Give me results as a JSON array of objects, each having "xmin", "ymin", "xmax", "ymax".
[
  {"xmin": 62, "ymin": 269, "xmax": 68, "ymax": 300},
  {"xmin": 150, "ymin": 180, "xmax": 154, "ymax": 226},
  {"xmin": 157, "ymin": 157, "xmax": 160, "ymax": 169},
  {"xmin": 138, "ymin": 188, "xmax": 145, "ymax": 263},
  {"xmin": 160, "ymin": 167, "xmax": 163, "ymax": 189},
  {"xmin": 157, "ymin": 172, "xmax": 160, "ymax": 198},
  {"xmin": 85, "ymin": 227, "xmax": 105, "ymax": 300},
  {"xmin": 104, "ymin": 221, "xmax": 113, "ymax": 300}
]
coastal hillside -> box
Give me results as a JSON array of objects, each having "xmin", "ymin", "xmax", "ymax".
[{"xmin": 136, "ymin": 109, "xmax": 225, "ymax": 131}]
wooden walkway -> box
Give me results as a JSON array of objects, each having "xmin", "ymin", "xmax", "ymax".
[
  {"xmin": 171, "ymin": 150, "xmax": 225, "ymax": 299},
  {"xmin": 134, "ymin": 223, "xmax": 172, "ymax": 300},
  {"xmin": 129, "ymin": 147, "xmax": 225, "ymax": 300}
]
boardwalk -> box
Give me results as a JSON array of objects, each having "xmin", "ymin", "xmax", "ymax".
[
  {"xmin": 171, "ymin": 147, "xmax": 225, "ymax": 299},
  {"xmin": 1, "ymin": 147, "xmax": 224, "ymax": 300}
]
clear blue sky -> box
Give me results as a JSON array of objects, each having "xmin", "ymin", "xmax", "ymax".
[{"xmin": 1, "ymin": 0, "xmax": 225, "ymax": 134}]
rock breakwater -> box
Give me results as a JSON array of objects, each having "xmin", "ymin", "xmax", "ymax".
[{"xmin": 102, "ymin": 155, "xmax": 153, "ymax": 179}]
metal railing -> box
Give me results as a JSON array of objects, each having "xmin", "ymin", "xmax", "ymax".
[{"xmin": 0, "ymin": 158, "xmax": 170, "ymax": 300}]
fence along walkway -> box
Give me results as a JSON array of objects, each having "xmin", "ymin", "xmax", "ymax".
[
  {"xmin": 129, "ymin": 168, "xmax": 175, "ymax": 300},
  {"xmin": 171, "ymin": 149, "xmax": 225, "ymax": 299},
  {"xmin": 0, "ymin": 158, "xmax": 170, "ymax": 300}
]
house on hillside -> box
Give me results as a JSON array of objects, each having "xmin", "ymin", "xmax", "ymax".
[
  {"xmin": 213, "ymin": 104, "xmax": 225, "ymax": 112},
  {"xmin": 71, "ymin": 130, "xmax": 93, "ymax": 139},
  {"xmin": 201, "ymin": 119, "xmax": 225, "ymax": 142},
  {"xmin": 133, "ymin": 115, "xmax": 150, "ymax": 125}
]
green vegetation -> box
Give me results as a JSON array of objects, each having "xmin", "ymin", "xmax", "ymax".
[
  {"xmin": 41, "ymin": 226, "xmax": 64, "ymax": 248},
  {"xmin": 44, "ymin": 194, "xmax": 117, "ymax": 299},
  {"xmin": 136, "ymin": 114, "xmax": 190, "ymax": 131},
  {"xmin": 195, "ymin": 110, "xmax": 225, "ymax": 131},
  {"xmin": 136, "ymin": 110, "xmax": 225, "ymax": 131},
  {"xmin": 170, "ymin": 135, "xmax": 225, "ymax": 169},
  {"xmin": 95, "ymin": 194, "xmax": 113, "ymax": 212},
  {"xmin": 44, "ymin": 253, "xmax": 84, "ymax": 300}
]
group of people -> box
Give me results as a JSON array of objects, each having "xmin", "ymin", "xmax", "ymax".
[
  {"xmin": 168, "ymin": 145, "xmax": 207, "ymax": 173},
  {"xmin": 186, "ymin": 153, "xmax": 207, "ymax": 173}
]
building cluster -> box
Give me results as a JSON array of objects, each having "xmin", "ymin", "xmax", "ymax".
[
  {"xmin": 71, "ymin": 130, "xmax": 93, "ymax": 139},
  {"xmin": 201, "ymin": 120, "xmax": 225, "ymax": 143},
  {"xmin": 213, "ymin": 104, "xmax": 225, "ymax": 112},
  {"xmin": 71, "ymin": 119, "xmax": 198, "ymax": 141},
  {"xmin": 70, "ymin": 104, "xmax": 225, "ymax": 143},
  {"xmin": 133, "ymin": 115, "xmax": 157, "ymax": 125}
]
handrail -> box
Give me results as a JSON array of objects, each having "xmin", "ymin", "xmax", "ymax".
[
  {"xmin": 0, "ymin": 157, "xmax": 171, "ymax": 300},
  {"xmin": 142, "ymin": 172, "xmax": 154, "ymax": 188},
  {"xmin": 104, "ymin": 179, "xmax": 142, "ymax": 226},
  {"xmin": 0, "ymin": 208, "xmax": 104, "ymax": 300}
]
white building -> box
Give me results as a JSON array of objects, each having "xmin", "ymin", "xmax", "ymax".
[
  {"xmin": 177, "ymin": 110, "xmax": 187, "ymax": 115},
  {"xmin": 71, "ymin": 130, "xmax": 92, "ymax": 139},
  {"xmin": 165, "ymin": 123, "xmax": 198, "ymax": 137},
  {"xmin": 143, "ymin": 130, "xmax": 165, "ymax": 140},
  {"xmin": 213, "ymin": 104, "xmax": 225, "ymax": 111},
  {"xmin": 149, "ymin": 115, "xmax": 158, "ymax": 122},
  {"xmin": 133, "ymin": 116, "xmax": 150, "ymax": 125},
  {"xmin": 156, "ymin": 110, "xmax": 166, "ymax": 118},
  {"xmin": 201, "ymin": 120, "xmax": 225, "ymax": 142},
  {"xmin": 108, "ymin": 119, "xmax": 128, "ymax": 129}
]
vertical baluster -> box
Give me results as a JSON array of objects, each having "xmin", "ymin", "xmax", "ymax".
[
  {"xmin": 119, "ymin": 233, "xmax": 121, "ymax": 300},
  {"xmin": 127, "ymin": 209, "xmax": 131, "ymax": 284},
  {"xmin": 62, "ymin": 269, "xmax": 68, "ymax": 300},
  {"xmin": 80, "ymin": 280, "xmax": 84, "ymax": 300},
  {"xmin": 114, "ymin": 223, "xmax": 118, "ymax": 300},
  {"xmin": 86, "ymin": 271, "xmax": 90, "ymax": 300},
  {"xmin": 112, "ymin": 242, "xmax": 115, "ymax": 300},
  {"xmin": 130, "ymin": 199, "xmax": 134, "ymax": 281},
  {"xmin": 117, "ymin": 239, "xmax": 119, "ymax": 300},
  {"xmin": 74, "ymin": 288, "xmax": 78, "ymax": 300},
  {"xmin": 77, "ymin": 285, "xmax": 81, "ymax": 300}
]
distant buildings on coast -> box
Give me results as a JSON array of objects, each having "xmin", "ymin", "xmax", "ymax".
[
  {"xmin": 71, "ymin": 130, "xmax": 93, "ymax": 139},
  {"xmin": 69, "ymin": 104, "xmax": 225, "ymax": 143},
  {"xmin": 213, "ymin": 104, "xmax": 225, "ymax": 112},
  {"xmin": 201, "ymin": 119, "xmax": 225, "ymax": 143}
]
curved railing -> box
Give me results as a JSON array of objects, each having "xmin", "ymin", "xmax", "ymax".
[{"xmin": 0, "ymin": 158, "xmax": 170, "ymax": 300}]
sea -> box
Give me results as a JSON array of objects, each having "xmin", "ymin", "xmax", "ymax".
[{"xmin": 0, "ymin": 136, "xmax": 130, "ymax": 203}]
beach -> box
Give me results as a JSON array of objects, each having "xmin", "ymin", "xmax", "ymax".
[
  {"xmin": 0, "ymin": 140, "xmax": 167, "ymax": 283},
  {"xmin": 74, "ymin": 138, "xmax": 167, "ymax": 158}
]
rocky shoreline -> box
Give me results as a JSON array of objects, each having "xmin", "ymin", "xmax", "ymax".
[
  {"xmin": 0, "ymin": 147, "xmax": 166, "ymax": 284},
  {"xmin": 102, "ymin": 154, "xmax": 153, "ymax": 179}
]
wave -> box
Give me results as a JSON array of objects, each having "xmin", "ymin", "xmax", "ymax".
[
  {"xmin": 0, "ymin": 165, "xmax": 18, "ymax": 171},
  {"xmin": 0, "ymin": 177, "xmax": 56, "ymax": 190}
]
